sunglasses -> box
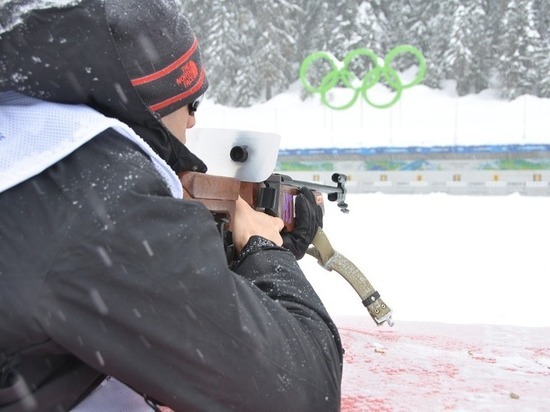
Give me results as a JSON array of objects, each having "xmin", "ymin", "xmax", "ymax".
[{"xmin": 188, "ymin": 94, "xmax": 203, "ymax": 116}]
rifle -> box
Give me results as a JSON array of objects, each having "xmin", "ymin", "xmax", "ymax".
[{"xmin": 179, "ymin": 170, "xmax": 394, "ymax": 327}]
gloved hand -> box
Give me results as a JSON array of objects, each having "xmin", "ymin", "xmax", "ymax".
[{"xmin": 282, "ymin": 187, "xmax": 323, "ymax": 260}]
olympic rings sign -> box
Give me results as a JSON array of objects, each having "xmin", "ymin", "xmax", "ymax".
[{"xmin": 299, "ymin": 45, "xmax": 426, "ymax": 109}]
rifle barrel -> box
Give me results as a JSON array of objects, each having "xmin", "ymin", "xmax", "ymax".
[{"xmin": 286, "ymin": 179, "xmax": 345, "ymax": 195}]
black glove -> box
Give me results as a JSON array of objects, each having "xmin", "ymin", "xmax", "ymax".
[{"xmin": 282, "ymin": 187, "xmax": 323, "ymax": 260}]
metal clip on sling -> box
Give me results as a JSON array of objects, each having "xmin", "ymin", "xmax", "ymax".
[{"xmin": 307, "ymin": 228, "xmax": 394, "ymax": 327}]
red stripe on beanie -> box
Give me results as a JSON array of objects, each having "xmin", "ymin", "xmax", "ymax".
[
  {"xmin": 147, "ymin": 68, "xmax": 206, "ymax": 112},
  {"xmin": 130, "ymin": 38, "xmax": 199, "ymax": 86}
]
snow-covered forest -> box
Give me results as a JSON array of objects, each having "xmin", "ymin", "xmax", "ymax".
[{"xmin": 181, "ymin": 0, "xmax": 550, "ymax": 106}]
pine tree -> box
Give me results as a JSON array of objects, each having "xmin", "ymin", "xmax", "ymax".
[
  {"xmin": 443, "ymin": 0, "xmax": 491, "ymax": 96},
  {"xmin": 293, "ymin": 1, "xmax": 329, "ymax": 60},
  {"xmin": 540, "ymin": 58, "xmax": 550, "ymax": 98},
  {"xmin": 181, "ymin": 0, "xmax": 253, "ymax": 105},
  {"xmin": 388, "ymin": 0, "xmax": 451, "ymax": 89},
  {"xmin": 180, "ymin": 0, "xmax": 548, "ymax": 105},
  {"xmin": 534, "ymin": 0, "xmax": 550, "ymax": 43},
  {"xmin": 323, "ymin": 0, "xmax": 361, "ymax": 59},
  {"xmin": 184, "ymin": 0, "xmax": 303, "ymax": 105},
  {"xmin": 498, "ymin": 0, "xmax": 544, "ymax": 99},
  {"xmin": 248, "ymin": 0, "xmax": 300, "ymax": 102},
  {"xmin": 358, "ymin": 1, "xmax": 392, "ymax": 55},
  {"xmin": 533, "ymin": 0, "xmax": 550, "ymax": 97}
]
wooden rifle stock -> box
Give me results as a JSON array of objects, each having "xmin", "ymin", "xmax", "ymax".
[
  {"xmin": 178, "ymin": 171, "xmax": 394, "ymax": 326},
  {"xmin": 178, "ymin": 171, "xmax": 302, "ymax": 231}
]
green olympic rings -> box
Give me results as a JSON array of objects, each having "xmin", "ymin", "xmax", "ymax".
[{"xmin": 299, "ymin": 45, "xmax": 426, "ymax": 110}]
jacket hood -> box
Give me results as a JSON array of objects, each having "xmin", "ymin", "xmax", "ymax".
[{"xmin": 0, "ymin": 0, "xmax": 207, "ymax": 173}]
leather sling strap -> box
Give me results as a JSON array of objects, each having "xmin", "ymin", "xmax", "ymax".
[{"xmin": 307, "ymin": 227, "xmax": 394, "ymax": 326}]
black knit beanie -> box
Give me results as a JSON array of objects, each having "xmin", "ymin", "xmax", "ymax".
[{"xmin": 106, "ymin": 0, "xmax": 208, "ymax": 118}]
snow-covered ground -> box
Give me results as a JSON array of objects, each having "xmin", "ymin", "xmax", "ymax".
[
  {"xmin": 199, "ymin": 77, "xmax": 550, "ymax": 149},
  {"xmin": 194, "ymin": 84, "xmax": 550, "ymax": 411},
  {"xmin": 196, "ymin": 82, "xmax": 550, "ymax": 328},
  {"xmin": 337, "ymin": 316, "xmax": 550, "ymax": 411},
  {"xmin": 301, "ymin": 192, "xmax": 550, "ymax": 328}
]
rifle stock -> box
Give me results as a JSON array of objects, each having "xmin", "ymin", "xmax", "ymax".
[
  {"xmin": 179, "ymin": 171, "xmax": 348, "ymax": 231},
  {"xmin": 178, "ymin": 171, "xmax": 394, "ymax": 327}
]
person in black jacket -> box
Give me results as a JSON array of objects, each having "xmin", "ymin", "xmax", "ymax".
[{"xmin": 0, "ymin": 1, "xmax": 343, "ymax": 411}]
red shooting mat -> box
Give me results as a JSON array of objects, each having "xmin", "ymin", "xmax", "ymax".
[{"xmin": 336, "ymin": 316, "xmax": 550, "ymax": 412}]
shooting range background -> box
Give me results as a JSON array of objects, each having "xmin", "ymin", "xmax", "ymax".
[
  {"xmin": 192, "ymin": 80, "xmax": 550, "ymax": 410},
  {"xmin": 194, "ymin": 78, "xmax": 550, "ymax": 328}
]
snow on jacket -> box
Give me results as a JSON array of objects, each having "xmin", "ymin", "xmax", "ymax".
[
  {"xmin": 0, "ymin": 1, "xmax": 343, "ymax": 411},
  {"xmin": 0, "ymin": 99, "xmax": 343, "ymax": 411}
]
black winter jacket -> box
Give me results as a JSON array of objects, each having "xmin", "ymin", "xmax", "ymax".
[
  {"xmin": 0, "ymin": 1, "xmax": 343, "ymax": 410},
  {"xmin": 0, "ymin": 129, "xmax": 342, "ymax": 411}
]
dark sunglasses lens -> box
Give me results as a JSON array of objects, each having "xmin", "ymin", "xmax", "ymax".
[{"xmin": 189, "ymin": 95, "xmax": 203, "ymax": 113}]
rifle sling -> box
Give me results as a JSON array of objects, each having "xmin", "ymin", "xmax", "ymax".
[{"xmin": 307, "ymin": 228, "xmax": 393, "ymax": 326}]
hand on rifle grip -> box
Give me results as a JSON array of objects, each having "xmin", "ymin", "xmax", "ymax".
[
  {"xmin": 282, "ymin": 187, "xmax": 323, "ymax": 260},
  {"xmin": 232, "ymin": 197, "xmax": 284, "ymax": 254}
]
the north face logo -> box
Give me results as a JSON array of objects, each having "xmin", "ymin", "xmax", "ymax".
[{"xmin": 176, "ymin": 60, "xmax": 199, "ymax": 88}]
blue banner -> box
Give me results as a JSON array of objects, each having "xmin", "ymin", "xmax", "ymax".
[{"xmin": 278, "ymin": 144, "xmax": 550, "ymax": 158}]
